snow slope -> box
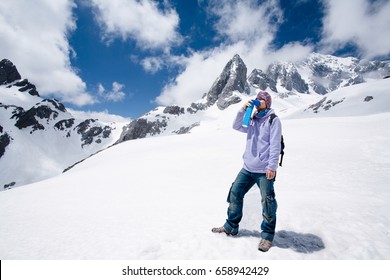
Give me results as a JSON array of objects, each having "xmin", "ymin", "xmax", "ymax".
[
  {"xmin": 0, "ymin": 85, "xmax": 128, "ymax": 188},
  {"xmin": 0, "ymin": 79, "xmax": 389, "ymax": 259}
]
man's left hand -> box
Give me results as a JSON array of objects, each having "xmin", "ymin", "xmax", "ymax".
[{"xmin": 266, "ymin": 169, "xmax": 276, "ymax": 180}]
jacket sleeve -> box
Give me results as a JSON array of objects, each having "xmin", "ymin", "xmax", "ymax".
[
  {"xmin": 232, "ymin": 108, "xmax": 248, "ymax": 133},
  {"xmin": 267, "ymin": 117, "xmax": 282, "ymax": 171}
]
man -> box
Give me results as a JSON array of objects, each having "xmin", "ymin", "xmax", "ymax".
[{"xmin": 212, "ymin": 91, "xmax": 282, "ymax": 252}]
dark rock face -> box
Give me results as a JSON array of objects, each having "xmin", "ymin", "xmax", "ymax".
[
  {"xmin": 43, "ymin": 99, "xmax": 66, "ymax": 112},
  {"xmin": 74, "ymin": 119, "xmax": 112, "ymax": 147},
  {"xmin": 0, "ymin": 59, "xmax": 21, "ymax": 85},
  {"xmin": 248, "ymin": 63, "xmax": 309, "ymax": 94},
  {"xmin": 12, "ymin": 102, "xmax": 60, "ymax": 131},
  {"xmin": 172, "ymin": 122, "xmax": 200, "ymax": 134},
  {"xmin": 0, "ymin": 59, "xmax": 39, "ymax": 97},
  {"xmin": 3, "ymin": 181, "xmax": 16, "ymax": 190},
  {"xmin": 54, "ymin": 118, "xmax": 75, "ymax": 131},
  {"xmin": 14, "ymin": 79, "xmax": 39, "ymax": 96},
  {"xmin": 163, "ymin": 106, "xmax": 185, "ymax": 115},
  {"xmin": 118, "ymin": 118, "xmax": 168, "ymax": 142},
  {"xmin": 186, "ymin": 102, "xmax": 208, "ymax": 114},
  {"xmin": 305, "ymin": 97, "xmax": 346, "ymax": 113},
  {"xmin": 0, "ymin": 125, "xmax": 12, "ymax": 159},
  {"xmin": 247, "ymin": 69, "xmax": 276, "ymax": 92},
  {"xmin": 364, "ymin": 96, "xmax": 374, "ymax": 102},
  {"xmin": 206, "ymin": 54, "xmax": 251, "ymax": 110}
]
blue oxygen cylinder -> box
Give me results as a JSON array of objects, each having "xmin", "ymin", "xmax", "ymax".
[{"xmin": 242, "ymin": 99, "xmax": 260, "ymax": 127}]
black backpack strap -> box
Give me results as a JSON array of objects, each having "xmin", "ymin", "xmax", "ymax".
[
  {"xmin": 279, "ymin": 135, "xmax": 285, "ymax": 167},
  {"xmin": 269, "ymin": 113, "xmax": 284, "ymax": 167},
  {"xmin": 269, "ymin": 113, "xmax": 277, "ymax": 125}
]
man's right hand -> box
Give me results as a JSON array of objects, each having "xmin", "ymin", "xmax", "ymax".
[{"xmin": 242, "ymin": 100, "xmax": 253, "ymax": 110}]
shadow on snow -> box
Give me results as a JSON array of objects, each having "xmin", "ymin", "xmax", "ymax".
[{"xmin": 237, "ymin": 229, "xmax": 325, "ymax": 253}]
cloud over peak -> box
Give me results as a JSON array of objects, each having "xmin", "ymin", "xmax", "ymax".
[{"xmin": 0, "ymin": 0, "xmax": 94, "ymax": 106}]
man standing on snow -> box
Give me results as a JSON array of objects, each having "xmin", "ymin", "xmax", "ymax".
[{"xmin": 212, "ymin": 91, "xmax": 282, "ymax": 252}]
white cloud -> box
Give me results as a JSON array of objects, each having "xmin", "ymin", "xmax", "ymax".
[
  {"xmin": 98, "ymin": 81, "xmax": 126, "ymax": 102},
  {"xmin": 140, "ymin": 57, "xmax": 164, "ymax": 74},
  {"xmin": 0, "ymin": 0, "xmax": 95, "ymax": 106},
  {"xmin": 87, "ymin": 0, "xmax": 181, "ymax": 50},
  {"xmin": 155, "ymin": 0, "xmax": 313, "ymax": 107},
  {"xmin": 67, "ymin": 108, "xmax": 130, "ymax": 123},
  {"xmin": 98, "ymin": 83, "xmax": 105, "ymax": 95},
  {"xmin": 208, "ymin": 0, "xmax": 283, "ymax": 43},
  {"xmin": 320, "ymin": 0, "xmax": 390, "ymax": 59}
]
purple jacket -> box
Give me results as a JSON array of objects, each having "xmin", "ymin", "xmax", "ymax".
[{"xmin": 233, "ymin": 108, "xmax": 282, "ymax": 173}]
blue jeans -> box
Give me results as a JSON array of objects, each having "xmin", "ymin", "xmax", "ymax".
[{"xmin": 224, "ymin": 168, "xmax": 278, "ymax": 241}]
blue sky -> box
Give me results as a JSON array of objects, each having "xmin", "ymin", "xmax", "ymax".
[{"xmin": 1, "ymin": 0, "xmax": 390, "ymax": 120}]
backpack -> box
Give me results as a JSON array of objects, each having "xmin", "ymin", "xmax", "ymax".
[{"xmin": 269, "ymin": 113, "xmax": 285, "ymax": 167}]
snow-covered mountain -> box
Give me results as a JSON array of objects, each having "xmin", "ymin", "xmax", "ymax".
[
  {"xmin": 117, "ymin": 54, "xmax": 251, "ymax": 142},
  {"xmin": 0, "ymin": 59, "xmax": 127, "ymax": 189},
  {"xmin": 117, "ymin": 53, "xmax": 390, "ymax": 143},
  {"xmin": 0, "ymin": 76, "xmax": 389, "ymax": 259},
  {"xmin": 249, "ymin": 52, "xmax": 390, "ymax": 96},
  {"xmin": 1, "ymin": 53, "xmax": 389, "ymax": 191}
]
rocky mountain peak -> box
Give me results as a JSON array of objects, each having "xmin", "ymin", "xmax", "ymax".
[
  {"xmin": 0, "ymin": 59, "xmax": 39, "ymax": 97},
  {"xmin": 206, "ymin": 54, "xmax": 250, "ymax": 109},
  {"xmin": 0, "ymin": 59, "xmax": 21, "ymax": 85},
  {"xmin": 248, "ymin": 61, "xmax": 309, "ymax": 95},
  {"xmin": 117, "ymin": 54, "xmax": 251, "ymax": 143},
  {"xmin": 248, "ymin": 53, "xmax": 390, "ymax": 96}
]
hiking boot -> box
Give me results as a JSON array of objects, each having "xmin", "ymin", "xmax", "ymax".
[
  {"xmin": 258, "ymin": 239, "xmax": 272, "ymax": 252},
  {"xmin": 211, "ymin": 226, "xmax": 238, "ymax": 236}
]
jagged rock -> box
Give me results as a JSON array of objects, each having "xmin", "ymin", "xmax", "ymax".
[
  {"xmin": 306, "ymin": 97, "xmax": 327, "ymax": 113},
  {"xmin": 9, "ymin": 99, "xmax": 67, "ymax": 133},
  {"xmin": 12, "ymin": 104, "xmax": 59, "ymax": 131},
  {"xmin": 249, "ymin": 62, "xmax": 308, "ymax": 94},
  {"xmin": 42, "ymin": 99, "xmax": 66, "ymax": 112},
  {"xmin": 54, "ymin": 118, "xmax": 75, "ymax": 131},
  {"xmin": 0, "ymin": 59, "xmax": 40, "ymax": 96},
  {"xmin": 14, "ymin": 79, "xmax": 39, "ymax": 96},
  {"xmin": 163, "ymin": 106, "xmax": 185, "ymax": 115},
  {"xmin": 346, "ymin": 75, "xmax": 364, "ymax": 86},
  {"xmin": 364, "ymin": 96, "xmax": 374, "ymax": 102},
  {"xmin": 3, "ymin": 181, "xmax": 15, "ymax": 190},
  {"xmin": 311, "ymin": 83, "xmax": 328, "ymax": 95},
  {"xmin": 247, "ymin": 69, "xmax": 277, "ymax": 92},
  {"xmin": 118, "ymin": 118, "xmax": 168, "ymax": 142},
  {"xmin": 74, "ymin": 119, "xmax": 112, "ymax": 147},
  {"xmin": 217, "ymin": 94, "xmax": 242, "ymax": 110},
  {"xmin": 0, "ymin": 59, "xmax": 21, "ymax": 85},
  {"xmin": 172, "ymin": 122, "xmax": 200, "ymax": 134},
  {"xmin": 305, "ymin": 97, "xmax": 345, "ymax": 113},
  {"xmin": 206, "ymin": 54, "xmax": 250, "ymax": 110},
  {"xmin": 323, "ymin": 99, "xmax": 345, "ymax": 110},
  {"xmin": 311, "ymin": 63, "xmax": 332, "ymax": 78},
  {"xmin": 0, "ymin": 126, "xmax": 11, "ymax": 158},
  {"xmin": 187, "ymin": 102, "xmax": 207, "ymax": 114}
]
